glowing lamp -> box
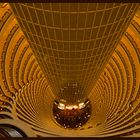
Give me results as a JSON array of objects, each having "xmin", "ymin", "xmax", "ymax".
[
  {"xmin": 79, "ymin": 102, "xmax": 85, "ymax": 109},
  {"xmin": 66, "ymin": 105, "xmax": 73, "ymax": 110},
  {"xmin": 73, "ymin": 105, "xmax": 78, "ymax": 109},
  {"xmin": 58, "ymin": 103, "xmax": 65, "ymax": 110}
]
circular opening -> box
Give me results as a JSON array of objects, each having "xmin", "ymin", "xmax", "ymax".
[{"xmin": 53, "ymin": 99, "xmax": 91, "ymax": 129}]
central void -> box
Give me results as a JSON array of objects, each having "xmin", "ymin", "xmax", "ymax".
[{"xmin": 53, "ymin": 99, "xmax": 91, "ymax": 129}]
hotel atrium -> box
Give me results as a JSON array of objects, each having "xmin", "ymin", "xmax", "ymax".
[{"xmin": 0, "ymin": 3, "xmax": 140, "ymax": 137}]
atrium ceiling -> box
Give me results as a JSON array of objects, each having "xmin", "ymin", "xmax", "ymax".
[{"xmin": 0, "ymin": 2, "xmax": 140, "ymax": 137}]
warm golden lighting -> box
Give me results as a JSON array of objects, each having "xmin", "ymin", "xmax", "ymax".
[
  {"xmin": 57, "ymin": 102, "xmax": 86, "ymax": 110},
  {"xmin": 58, "ymin": 103, "xmax": 65, "ymax": 110},
  {"xmin": 65, "ymin": 105, "xmax": 79, "ymax": 110},
  {"xmin": 79, "ymin": 103, "xmax": 85, "ymax": 109},
  {"xmin": 65, "ymin": 105, "xmax": 73, "ymax": 110},
  {"xmin": 53, "ymin": 99, "xmax": 91, "ymax": 129},
  {"xmin": 73, "ymin": 105, "xmax": 78, "ymax": 109},
  {"xmin": 0, "ymin": 2, "xmax": 140, "ymax": 137}
]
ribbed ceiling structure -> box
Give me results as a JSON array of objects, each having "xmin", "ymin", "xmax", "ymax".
[
  {"xmin": 0, "ymin": 2, "xmax": 140, "ymax": 137},
  {"xmin": 10, "ymin": 3, "xmax": 139, "ymax": 104}
]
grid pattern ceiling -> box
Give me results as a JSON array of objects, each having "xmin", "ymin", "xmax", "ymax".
[{"xmin": 10, "ymin": 3, "xmax": 139, "ymax": 104}]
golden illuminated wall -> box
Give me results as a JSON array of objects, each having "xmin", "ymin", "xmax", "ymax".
[
  {"xmin": 0, "ymin": 3, "xmax": 140, "ymax": 137},
  {"xmin": 89, "ymin": 12, "xmax": 140, "ymax": 136},
  {"xmin": 0, "ymin": 3, "xmax": 50, "ymax": 135},
  {"xmin": 10, "ymin": 3, "xmax": 139, "ymax": 103}
]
